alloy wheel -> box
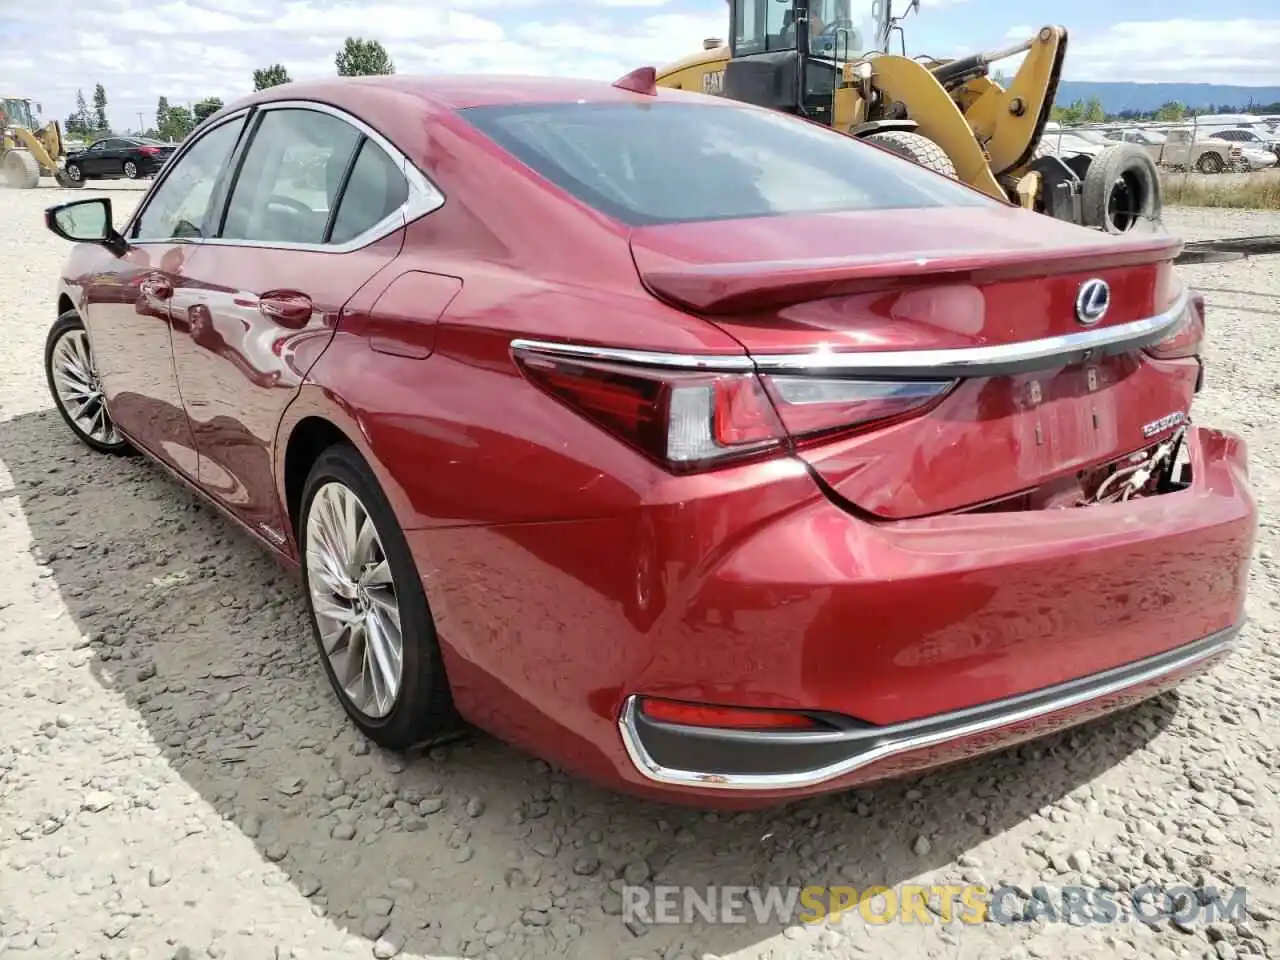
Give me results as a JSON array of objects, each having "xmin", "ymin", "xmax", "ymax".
[
  {"xmin": 124, "ymin": 160, "xmax": 139, "ymax": 179},
  {"xmin": 50, "ymin": 328, "xmax": 121, "ymax": 446},
  {"xmin": 305, "ymin": 482, "xmax": 404, "ymax": 719}
]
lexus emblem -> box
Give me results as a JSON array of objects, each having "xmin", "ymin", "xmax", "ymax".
[{"xmin": 1075, "ymin": 278, "xmax": 1111, "ymax": 326}]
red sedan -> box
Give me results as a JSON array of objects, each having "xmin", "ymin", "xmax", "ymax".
[{"xmin": 41, "ymin": 73, "xmax": 1256, "ymax": 806}]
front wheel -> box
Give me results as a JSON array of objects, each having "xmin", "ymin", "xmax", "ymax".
[
  {"xmin": 1197, "ymin": 152, "xmax": 1225, "ymax": 175},
  {"xmin": 299, "ymin": 444, "xmax": 456, "ymax": 750},
  {"xmin": 61, "ymin": 162, "xmax": 85, "ymax": 187},
  {"xmin": 862, "ymin": 131, "xmax": 959, "ymax": 179},
  {"xmin": 123, "ymin": 159, "xmax": 140, "ymax": 179},
  {"xmin": 45, "ymin": 311, "xmax": 134, "ymax": 455}
]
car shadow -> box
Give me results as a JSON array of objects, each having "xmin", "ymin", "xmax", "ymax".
[{"xmin": 0, "ymin": 408, "xmax": 1178, "ymax": 960}]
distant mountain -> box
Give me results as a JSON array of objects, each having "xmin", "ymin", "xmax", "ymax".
[{"xmin": 1054, "ymin": 81, "xmax": 1280, "ymax": 115}]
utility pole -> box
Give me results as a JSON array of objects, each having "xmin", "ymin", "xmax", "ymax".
[{"xmin": 137, "ymin": 111, "xmax": 145, "ymax": 131}]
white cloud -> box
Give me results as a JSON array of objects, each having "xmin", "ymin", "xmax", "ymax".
[
  {"xmin": 2, "ymin": 2, "xmax": 1277, "ymax": 135},
  {"xmin": 1066, "ymin": 18, "xmax": 1280, "ymax": 85},
  {"xmin": 1, "ymin": 0, "xmax": 721, "ymax": 131}
]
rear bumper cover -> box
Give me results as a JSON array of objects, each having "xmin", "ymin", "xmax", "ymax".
[{"xmin": 619, "ymin": 622, "xmax": 1242, "ymax": 791}]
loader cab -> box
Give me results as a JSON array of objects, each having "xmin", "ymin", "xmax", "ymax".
[
  {"xmin": 724, "ymin": 0, "xmax": 882, "ymax": 123},
  {"xmin": 2, "ymin": 98, "xmax": 37, "ymax": 131}
]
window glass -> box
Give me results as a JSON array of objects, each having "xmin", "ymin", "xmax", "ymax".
[
  {"xmin": 328, "ymin": 139, "xmax": 409, "ymax": 245},
  {"xmin": 220, "ymin": 108, "xmax": 361, "ymax": 245},
  {"xmin": 132, "ymin": 117, "xmax": 245, "ymax": 241},
  {"xmin": 462, "ymin": 102, "xmax": 995, "ymax": 227}
]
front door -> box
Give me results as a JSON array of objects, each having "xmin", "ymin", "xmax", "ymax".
[
  {"xmin": 170, "ymin": 104, "xmax": 412, "ymax": 545},
  {"xmin": 86, "ymin": 114, "xmax": 249, "ymax": 477},
  {"xmin": 79, "ymin": 140, "xmax": 110, "ymax": 176}
]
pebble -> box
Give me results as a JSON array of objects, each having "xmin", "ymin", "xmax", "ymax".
[{"xmin": 81, "ymin": 791, "xmax": 115, "ymax": 813}]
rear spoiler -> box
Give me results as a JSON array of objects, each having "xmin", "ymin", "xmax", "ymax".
[
  {"xmin": 1173, "ymin": 235, "xmax": 1280, "ymax": 266},
  {"xmin": 636, "ymin": 233, "xmax": 1183, "ymax": 315}
]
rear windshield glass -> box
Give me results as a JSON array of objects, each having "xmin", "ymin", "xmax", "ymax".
[{"xmin": 460, "ymin": 101, "xmax": 996, "ymax": 225}]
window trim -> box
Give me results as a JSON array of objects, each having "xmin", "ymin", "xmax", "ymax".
[
  {"xmin": 123, "ymin": 108, "xmax": 253, "ymax": 245},
  {"xmin": 124, "ymin": 99, "xmax": 445, "ymax": 252},
  {"xmin": 204, "ymin": 99, "xmax": 443, "ymax": 254}
]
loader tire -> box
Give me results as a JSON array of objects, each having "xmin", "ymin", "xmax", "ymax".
[
  {"xmin": 863, "ymin": 131, "xmax": 958, "ymax": 179},
  {"xmin": 3, "ymin": 149, "xmax": 40, "ymax": 189},
  {"xmin": 1081, "ymin": 143, "xmax": 1160, "ymax": 234}
]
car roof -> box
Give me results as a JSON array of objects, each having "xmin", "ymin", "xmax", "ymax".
[{"xmin": 231, "ymin": 73, "xmax": 720, "ymax": 116}]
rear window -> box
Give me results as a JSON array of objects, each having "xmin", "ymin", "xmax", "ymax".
[{"xmin": 460, "ymin": 101, "xmax": 995, "ymax": 226}]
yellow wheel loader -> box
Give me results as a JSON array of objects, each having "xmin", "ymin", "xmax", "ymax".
[
  {"xmin": 1, "ymin": 95, "xmax": 80, "ymax": 189},
  {"xmin": 655, "ymin": 0, "xmax": 1163, "ymax": 234}
]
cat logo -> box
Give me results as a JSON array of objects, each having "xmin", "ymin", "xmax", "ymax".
[{"xmin": 702, "ymin": 70, "xmax": 725, "ymax": 95}]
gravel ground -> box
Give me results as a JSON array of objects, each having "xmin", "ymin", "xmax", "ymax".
[{"xmin": 1, "ymin": 183, "xmax": 1277, "ymax": 960}]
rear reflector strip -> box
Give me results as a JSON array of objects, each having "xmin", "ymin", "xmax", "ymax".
[{"xmin": 511, "ymin": 287, "xmax": 1191, "ymax": 381}]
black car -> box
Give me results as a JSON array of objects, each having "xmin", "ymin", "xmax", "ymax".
[{"xmin": 62, "ymin": 136, "xmax": 178, "ymax": 185}]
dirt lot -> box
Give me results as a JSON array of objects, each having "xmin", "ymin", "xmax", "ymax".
[{"xmin": 1, "ymin": 183, "xmax": 1277, "ymax": 960}]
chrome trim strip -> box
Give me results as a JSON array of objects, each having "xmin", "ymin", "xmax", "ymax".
[
  {"xmin": 511, "ymin": 339, "xmax": 756, "ymax": 371},
  {"xmin": 513, "ymin": 288, "xmax": 1190, "ymax": 380},
  {"xmin": 126, "ymin": 99, "xmax": 445, "ymax": 254},
  {"xmin": 618, "ymin": 622, "xmax": 1241, "ymax": 791}
]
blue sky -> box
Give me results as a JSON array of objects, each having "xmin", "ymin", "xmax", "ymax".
[{"xmin": 4, "ymin": 0, "xmax": 1279, "ymax": 132}]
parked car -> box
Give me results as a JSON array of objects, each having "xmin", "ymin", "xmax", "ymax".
[
  {"xmin": 63, "ymin": 136, "xmax": 178, "ymax": 185},
  {"xmin": 1107, "ymin": 127, "xmax": 1240, "ymax": 174},
  {"xmin": 1211, "ymin": 128, "xmax": 1280, "ymax": 163},
  {"xmin": 1066, "ymin": 129, "xmax": 1115, "ymax": 147},
  {"xmin": 1040, "ymin": 132, "xmax": 1103, "ymax": 158},
  {"xmin": 40, "ymin": 75, "xmax": 1256, "ymax": 805}
]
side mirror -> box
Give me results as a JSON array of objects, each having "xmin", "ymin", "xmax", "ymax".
[{"xmin": 44, "ymin": 197, "xmax": 126, "ymax": 254}]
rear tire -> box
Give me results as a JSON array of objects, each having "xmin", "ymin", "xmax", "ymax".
[
  {"xmin": 123, "ymin": 159, "xmax": 140, "ymax": 179},
  {"xmin": 1081, "ymin": 143, "xmax": 1161, "ymax": 234},
  {"xmin": 298, "ymin": 444, "xmax": 457, "ymax": 750},
  {"xmin": 863, "ymin": 131, "xmax": 958, "ymax": 179},
  {"xmin": 3, "ymin": 150, "xmax": 40, "ymax": 189}
]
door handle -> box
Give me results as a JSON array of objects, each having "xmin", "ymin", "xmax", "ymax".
[
  {"xmin": 140, "ymin": 277, "xmax": 173, "ymax": 300},
  {"xmin": 259, "ymin": 292, "xmax": 313, "ymax": 328}
]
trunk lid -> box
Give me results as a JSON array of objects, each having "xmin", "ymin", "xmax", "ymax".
[{"xmin": 630, "ymin": 206, "xmax": 1194, "ymax": 519}]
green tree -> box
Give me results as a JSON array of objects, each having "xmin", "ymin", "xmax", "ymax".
[
  {"xmin": 1154, "ymin": 100, "xmax": 1186, "ymax": 122},
  {"xmin": 1051, "ymin": 98, "xmax": 1085, "ymax": 125},
  {"xmin": 193, "ymin": 97, "xmax": 224, "ymax": 124},
  {"xmin": 1083, "ymin": 97, "xmax": 1105, "ymax": 124},
  {"xmin": 72, "ymin": 88, "xmax": 91, "ymax": 135},
  {"xmin": 336, "ymin": 37, "xmax": 395, "ymax": 76},
  {"xmin": 93, "ymin": 83, "xmax": 109, "ymax": 134},
  {"xmin": 253, "ymin": 64, "xmax": 292, "ymax": 90},
  {"xmin": 158, "ymin": 105, "xmax": 194, "ymax": 141},
  {"xmin": 156, "ymin": 95, "xmax": 170, "ymax": 131}
]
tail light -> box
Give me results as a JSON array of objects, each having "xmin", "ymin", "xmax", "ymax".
[
  {"xmin": 758, "ymin": 374, "xmax": 953, "ymax": 444},
  {"xmin": 137, "ymin": 146, "xmax": 160, "ymax": 156},
  {"xmin": 1145, "ymin": 291, "xmax": 1205, "ymax": 361},
  {"xmin": 512, "ymin": 344, "xmax": 954, "ymax": 473}
]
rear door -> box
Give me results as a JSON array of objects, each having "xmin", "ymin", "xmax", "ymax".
[
  {"xmin": 169, "ymin": 102, "xmax": 425, "ymax": 545},
  {"xmin": 97, "ymin": 139, "xmax": 129, "ymax": 176}
]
